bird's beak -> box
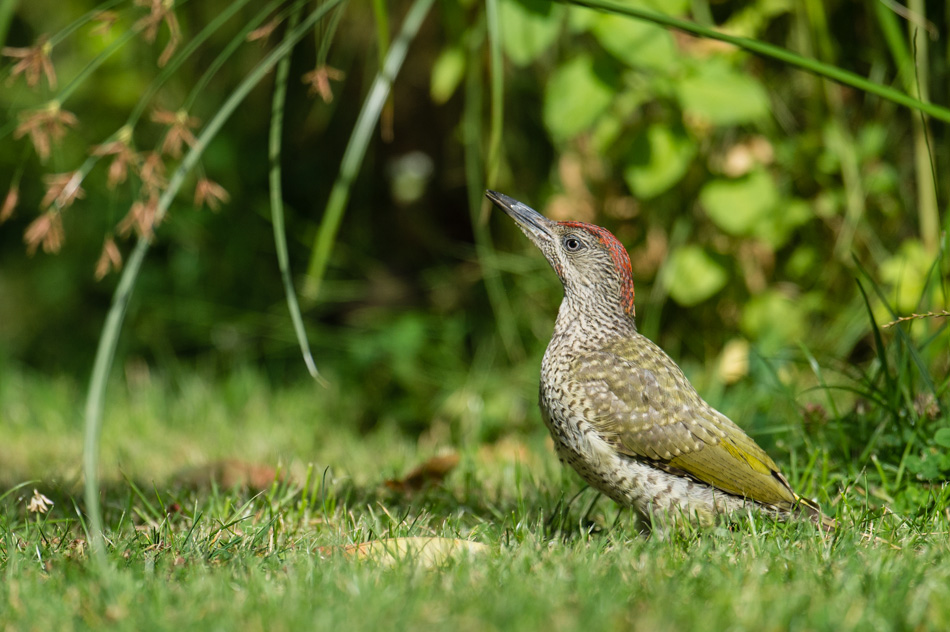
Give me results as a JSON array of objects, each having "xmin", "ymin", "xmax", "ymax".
[{"xmin": 485, "ymin": 190, "xmax": 554, "ymax": 245}]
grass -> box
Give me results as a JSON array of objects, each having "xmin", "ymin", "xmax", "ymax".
[{"xmin": 2, "ymin": 362, "xmax": 949, "ymax": 630}]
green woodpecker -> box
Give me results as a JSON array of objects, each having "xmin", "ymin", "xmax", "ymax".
[{"xmin": 487, "ymin": 190, "xmax": 831, "ymax": 530}]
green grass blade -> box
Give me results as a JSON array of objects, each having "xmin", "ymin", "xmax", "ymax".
[
  {"xmin": 124, "ymin": 0, "xmax": 256, "ymax": 126},
  {"xmin": 904, "ymin": 0, "xmax": 939, "ymax": 253},
  {"xmin": 316, "ymin": 1, "xmax": 346, "ymax": 64},
  {"xmin": 371, "ymin": 0, "xmax": 390, "ymax": 66},
  {"xmin": 56, "ymin": 25, "xmax": 139, "ymax": 104},
  {"xmin": 302, "ymin": 0, "xmax": 435, "ymax": 299},
  {"xmin": 183, "ymin": 0, "xmax": 288, "ymax": 113},
  {"xmin": 46, "ymin": 0, "xmax": 125, "ymax": 47},
  {"xmin": 82, "ymin": 0, "xmax": 345, "ymax": 558},
  {"xmin": 854, "ymin": 278, "xmax": 895, "ymax": 396},
  {"xmin": 485, "ymin": 0, "xmax": 502, "ymax": 187},
  {"xmin": 0, "ymin": 0, "xmax": 19, "ymax": 48},
  {"xmin": 873, "ymin": 0, "xmax": 914, "ymax": 86},
  {"xmin": 797, "ymin": 342, "xmax": 840, "ymax": 419},
  {"xmin": 463, "ymin": 17, "xmax": 524, "ymax": 362},
  {"xmin": 853, "ymin": 257, "xmax": 937, "ymax": 398},
  {"xmin": 268, "ymin": 6, "xmax": 324, "ymax": 384},
  {"xmin": 567, "ymin": 0, "xmax": 950, "ymax": 123}
]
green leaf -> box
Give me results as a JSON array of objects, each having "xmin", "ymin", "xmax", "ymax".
[
  {"xmin": 935, "ymin": 428, "xmax": 950, "ymax": 449},
  {"xmin": 430, "ymin": 47, "xmax": 465, "ymax": 104},
  {"xmin": 591, "ymin": 13, "xmax": 678, "ymax": 72},
  {"xmin": 499, "ymin": 0, "xmax": 565, "ymax": 67},
  {"xmin": 700, "ymin": 169, "xmax": 777, "ymax": 237},
  {"xmin": 543, "ymin": 55, "xmax": 614, "ymax": 142},
  {"xmin": 879, "ymin": 240, "xmax": 935, "ymax": 313},
  {"xmin": 591, "ymin": 88, "xmax": 649, "ymax": 154},
  {"xmin": 665, "ymin": 245, "xmax": 728, "ymax": 306},
  {"xmin": 741, "ymin": 290, "xmax": 807, "ymax": 353},
  {"xmin": 676, "ymin": 61, "xmax": 771, "ymax": 125},
  {"xmin": 623, "ymin": 123, "xmax": 696, "ymax": 198},
  {"xmin": 905, "ymin": 454, "xmax": 942, "ymax": 481},
  {"xmin": 756, "ymin": 198, "xmax": 813, "ymax": 249}
]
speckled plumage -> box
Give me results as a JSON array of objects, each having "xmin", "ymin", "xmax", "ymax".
[{"xmin": 487, "ymin": 190, "xmax": 829, "ymax": 529}]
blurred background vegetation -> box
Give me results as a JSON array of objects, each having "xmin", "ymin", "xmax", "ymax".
[{"xmin": 0, "ymin": 0, "xmax": 947, "ymax": 511}]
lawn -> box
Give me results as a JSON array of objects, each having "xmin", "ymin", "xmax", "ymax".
[
  {"xmin": 2, "ymin": 365, "xmax": 949, "ymax": 631},
  {"xmin": 2, "ymin": 0, "xmax": 949, "ymax": 629}
]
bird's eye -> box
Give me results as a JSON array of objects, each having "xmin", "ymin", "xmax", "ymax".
[{"xmin": 563, "ymin": 236, "xmax": 584, "ymax": 252}]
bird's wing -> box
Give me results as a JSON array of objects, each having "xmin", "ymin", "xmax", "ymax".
[{"xmin": 570, "ymin": 335, "xmax": 797, "ymax": 507}]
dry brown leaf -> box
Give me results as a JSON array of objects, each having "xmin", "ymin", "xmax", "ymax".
[
  {"xmin": 327, "ymin": 537, "xmax": 488, "ymax": 567},
  {"xmin": 173, "ymin": 459, "xmax": 280, "ymax": 490},
  {"xmin": 476, "ymin": 436, "xmax": 538, "ymax": 468},
  {"xmin": 384, "ymin": 452, "xmax": 459, "ymax": 493}
]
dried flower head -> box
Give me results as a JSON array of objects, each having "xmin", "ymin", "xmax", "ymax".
[
  {"xmin": 139, "ymin": 151, "xmax": 168, "ymax": 194},
  {"xmin": 24, "ymin": 210, "xmax": 64, "ymax": 255},
  {"xmin": 3, "ymin": 35, "xmax": 56, "ymax": 89},
  {"xmin": 95, "ymin": 235, "xmax": 123, "ymax": 280},
  {"xmin": 92, "ymin": 135, "xmax": 141, "ymax": 189},
  {"xmin": 247, "ymin": 16, "xmax": 282, "ymax": 42},
  {"xmin": 117, "ymin": 193, "xmax": 160, "ymax": 240},
  {"xmin": 152, "ymin": 108, "xmax": 199, "ymax": 158},
  {"xmin": 27, "ymin": 489, "xmax": 54, "ymax": 514},
  {"xmin": 1, "ymin": 185, "xmax": 18, "ymax": 224},
  {"xmin": 134, "ymin": 0, "xmax": 181, "ymax": 66},
  {"xmin": 194, "ymin": 178, "xmax": 229, "ymax": 211},
  {"xmin": 302, "ymin": 65, "xmax": 344, "ymax": 103},
  {"xmin": 14, "ymin": 102, "xmax": 78, "ymax": 163},
  {"xmin": 40, "ymin": 171, "xmax": 86, "ymax": 210},
  {"xmin": 90, "ymin": 10, "xmax": 120, "ymax": 37}
]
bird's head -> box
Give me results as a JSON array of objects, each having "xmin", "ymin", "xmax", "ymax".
[{"xmin": 487, "ymin": 190, "xmax": 636, "ymax": 321}]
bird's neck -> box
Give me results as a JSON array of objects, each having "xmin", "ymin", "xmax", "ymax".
[{"xmin": 551, "ymin": 294, "xmax": 637, "ymax": 352}]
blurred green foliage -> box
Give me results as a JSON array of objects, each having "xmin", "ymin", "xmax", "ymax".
[{"xmin": 0, "ymin": 0, "xmax": 947, "ymax": 481}]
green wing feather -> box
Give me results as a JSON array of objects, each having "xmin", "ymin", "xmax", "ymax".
[{"xmin": 571, "ymin": 334, "xmax": 798, "ymax": 508}]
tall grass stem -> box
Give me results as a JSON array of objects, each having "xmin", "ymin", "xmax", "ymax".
[
  {"xmin": 268, "ymin": 6, "xmax": 324, "ymax": 383},
  {"xmin": 302, "ymin": 0, "xmax": 435, "ymax": 298},
  {"xmin": 82, "ymin": 0, "xmax": 344, "ymax": 557}
]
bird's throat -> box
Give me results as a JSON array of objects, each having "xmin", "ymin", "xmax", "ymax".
[{"xmin": 552, "ymin": 296, "xmax": 637, "ymax": 351}]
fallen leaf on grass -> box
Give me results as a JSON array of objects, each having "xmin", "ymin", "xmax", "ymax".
[
  {"xmin": 325, "ymin": 537, "xmax": 488, "ymax": 567},
  {"xmin": 173, "ymin": 459, "xmax": 281, "ymax": 490},
  {"xmin": 384, "ymin": 452, "xmax": 459, "ymax": 493},
  {"xmin": 476, "ymin": 436, "xmax": 539, "ymax": 468}
]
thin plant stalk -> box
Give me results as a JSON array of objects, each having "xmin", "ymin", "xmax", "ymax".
[
  {"xmin": 485, "ymin": 0, "xmax": 502, "ymax": 188},
  {"xmin": 315, "ymin": 1, "xmax": 345, "ymax": 65},
  {"xmin": 182, "ymin": 0, "xmax": 289, "ymax": 112},
  {"xmin": 371, "ymin": 0, "xmax": 390, "ymax": 67},
  {"xmin": 83, "ymin": 0, "xmax": 344, "ymax": 557},
  {"xmin": 269, "ymin": 6, "xmax": 324, "ymax": 383},
  {"xmin": 0, "ymin": 0, "xmax": 20, "ymax": 47},
  {"xmin": 125, "ymin": 0, "xmax": 256, "ymax": 127},
  {"xmin": 45, "ymin": 0, "xmax": 125, "ymax": 47},
  {"xmin": 463, "ymin": 19, "xmax": 523, "ymax": 362},
  {"xmin": 302, "ymin": 0, "xmax": 435, "ymax": 299},
  {"xmin": 371, "ymin": 0, "xmax": 394, "ymax": 139},
  {"xmin": 873, "ymin": 0, "xmax": 940, "ymax": 253},
  {"xmin": 907, "ymin": 0, "xmax": 939, "ymax": 253},
  {"xmin": 55, "ymin": 15, "xmax": 144, "ymax": 105}
]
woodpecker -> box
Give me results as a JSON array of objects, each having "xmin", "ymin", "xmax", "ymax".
[{"xmin": 487, "ymin": 190, "xmax": 830, "ymax": 529}]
